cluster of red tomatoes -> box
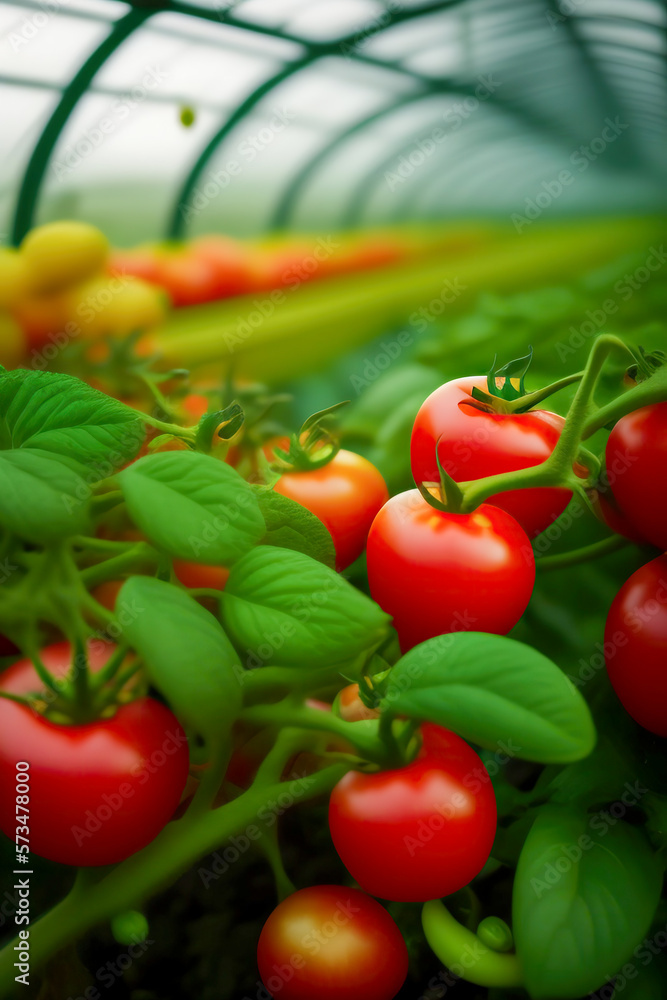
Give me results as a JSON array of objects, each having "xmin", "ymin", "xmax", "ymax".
[
  {"xmin": 2, "ymin": 359, "xmax": 665, "ymax": 1000},
  {"xmin": 603, "ymin": 401, "xmax": 667, "ymax": 738},
  {"xmin": 248, "ymin": 377, "xmax": 575, "ymax": 999},
  {"xmin": 110, "ymin": 230, "xmax": 408, "ymax": 309}
]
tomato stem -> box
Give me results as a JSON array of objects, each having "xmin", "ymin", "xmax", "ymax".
[
  {"xmin": 456, "ymin": 335, "xmax": 637, "ymax": 513},
  {"xmin": 504, "ymin": 370, "xmax": 584, "ymax": 413},
  {"xmin": 422, "ymin": 900, "xmax": 524, "ymax": 989},
  {"xmin": 0, "ymin": 766, "xmax": 349, "ymax": 994},
  {"xmin": 582, "ymin": 361, "xmax": 667, "ymax": 438},
  {"xmin": 80, "ymin": 543, "xmax": 158, "ymax": 590},
  {"xmin": 240, "ymin": 701, "xmax": 387, "ymax": 764},
  {"xmin": 535, "ymin": 534, "xmax": 632, "ymax": 572}
]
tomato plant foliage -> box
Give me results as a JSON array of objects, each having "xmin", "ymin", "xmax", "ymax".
[
  {"xmin": 383, "ymin": 633, "xmax": 596, "ymax": 763},
  {"xmin": 1, "ymin": 265, "xmax": 667, "ymax": 1000}
]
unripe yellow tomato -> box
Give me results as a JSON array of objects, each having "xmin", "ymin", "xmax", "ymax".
[
  {"xmin": 21, "ymin": 221, "xmax": 109, "ymax": 295},
  {"xmin": 69, "ymin": 274, "xmax": 168, "ymax": 337},
  {"xmin": 0, "ymin": 312, "xmax": 26, "ymax": 367},
  {"xmin": 0, "ymin": 248, "xmax": 27, "ymax": 308}
]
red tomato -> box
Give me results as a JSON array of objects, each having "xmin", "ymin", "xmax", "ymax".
[
  {"xmin": 190, "ymin": 235, "xmax": 257, "ymax": 298},
  {"xmin": 606, "ymin": 402, "xmax": 667, "ymax": 551},
  {"xmin": 181, "ymin": 392, "xmax": 210, "ymax": 422},
  {"xmin": 173, "ymin": 561, "xmax": 229, "ymax": 591},
  {"xmin": 155, "ymin": 237, "xmax": 254, "ymax": 307},
  {"xmin": 108, "ymin": 245, "xmax": 162, "ymax": 285},
  {"xmin": 604, "ymin": 554, "xmax": 667, "ymax": 736},
  {"xmin": 274, "ymin": 450, "xmax": 389, "ymax": 571},
  {"xmin": 366, "ymin": 489, "xmax": 534, "ymax": 652},
  {"xmin": 155, "ymin": 246, "xmax": 221, "ymax": 307},
  {"xmin": 329, "ymin": 725, "xmax": 497, "ymax": 902},
  {"xmin": 590, "ymin": 487, "xmax": 646, "ymax": 544},
  {"xmin": 0, "ymin": 643, "xmax": 189, "ymax": 866},
  {"xmin": 92, "ymin": 580, "xmax": 123, "ymax": 611},
  {"xmin": 410, "ymin": 376, "xmax": 573, "ymax": 539},
  {"xmin": 257, "ymin": 885, "xmax": 408, "ymax": 1000}
]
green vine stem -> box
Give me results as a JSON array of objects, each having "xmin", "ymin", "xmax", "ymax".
[
  {"xmin": 79, "ymin": 543, "xmax": 159, "ymax": 590},
  {"xmin": 0, "ymin": 765, "xmax": 347, "ymax": 994},
  {"xmin": 456, "ymin": 335, "xmax": 639, "ymax": 513},
  {"xmin": 536, "ymin": 534, "xmax": 631, "ymax": 572},
  {"xmin": 582, "ymin": 362, "xmax": 667, "ymax": 438},
  {"xmin": 240, "ymin": 701, "xmax": 386, "ymax": 764},
  {"xmin": 421, "ymin": 900, "xmax": 524, "ymax": 989}
]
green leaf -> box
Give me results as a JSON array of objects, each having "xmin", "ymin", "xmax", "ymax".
[
  {"xmin": 220, "ymin": 546, "xmax": 390, "ymax": 668},
  {"xmin": 0, "ymin": 369, "xmax": 144, "ymax": 474},
  {"xmin": 256, "ymin": 490, "xmax": 336, "ymax": 568},
  {"xmin": 118, "ymin": 451, "xmax": 265, "ymax": 565},
  {"xmin": 119, "ymin": 575, "xmax": 242, "ymax": 741},
  {"xmin": 513, "ymin": 807, "xmax": 663, "ymax": 998},
  {"xmin": 0, "ymin": 449, "xmax": 91, "ymax": 542},
  {"xmin": 382, "ymin": 632, "xmax": 596, "ymax": 763}
]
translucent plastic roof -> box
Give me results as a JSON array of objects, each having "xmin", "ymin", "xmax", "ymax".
[{"xmin": 0, "ymin": 0, "xmax": 665, "ymax": 243}]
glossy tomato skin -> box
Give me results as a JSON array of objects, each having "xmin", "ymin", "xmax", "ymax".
[
  {"xmin": 329, "ymin": 725, "xmax": 497, "ymax": 902},
  {"xmin": 366, "ymin": 489, "xmax": 534, "ymax": 652},
  {"xmin": 606, "ymin": 402, "xmax": 667, "ymax": 551},
  {"xmin": 0, "ymin": 645, "xmax": 189, "ymax": 866},
  {"xmin": 274, "ymin": 450, "xmax": 389, "ymax": 571},
  {"xmin": 410, "ymin": 376, "xmax": 572, "ymax": 539},
  {"xmin": 257, "ymin": 885, "xmax": 408, "ymax": 1000},
  {"xmin": 605, "ymin": 554, "xmax": 667, "ymax": 736},
  {"xmin": 590, "ymin": 486, "xmax": 646, "ymax": 544}
]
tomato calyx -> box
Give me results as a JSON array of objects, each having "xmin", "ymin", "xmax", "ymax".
[
  {"xmin": 470, "ymin": 349, "xmax": 584, "ymax": 415},
  {"xmin": 416, "ymin": 437, "xmax": 465, "ymax": 513},
  {"xmin": 270, "ymin": 400, "xmax": 349, "ymax": 474},
  {"xmin": 194, "ymin": 401, "xmax": 245, "ymax": 453},
  {"xmin": 471, "ymin": 348, "xmax": 534, "ymax": 408},
  {"xmin": 0, "ymin": 641, "xmax": 143, "ymax": 726}
]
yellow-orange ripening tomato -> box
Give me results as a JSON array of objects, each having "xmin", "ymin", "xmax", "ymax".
[
  {"xmin": 0, "ymin": 248, "xmax": 27, "ymax": 308},
  {"xmin": 21, "ymin": 221, "xmax": 109, "ymax": 295},
  {"xmin": 69, "ymin": 275, "xmax": 168, "ymax": 338},
  {"xmin": 0, "ymin": 313, "xmax": 27, "ymax": 367},
  {"xmin": 274, "ymin": 450, "xmax": 389, "ymax": 571},
  {"xmin": 333, "ymin": 683, "xmax": 380, "ymax": 722}
]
